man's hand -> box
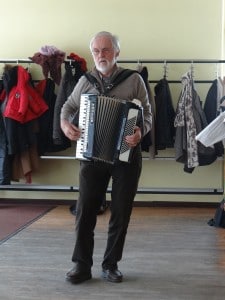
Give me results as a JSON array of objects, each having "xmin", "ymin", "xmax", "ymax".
[
  {"xmin": 60, "ymin": 119, "xmax": 81, "ymax": 141},
  {"xmin": 125, "ymin": 126, "xmax": 142, "ymax": 148}
]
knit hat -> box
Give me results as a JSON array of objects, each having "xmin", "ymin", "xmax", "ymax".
[{"xmin": 29, "ymin": 46, "xmax": 66, "ymax": 85}]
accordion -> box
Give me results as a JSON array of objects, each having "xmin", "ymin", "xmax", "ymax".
[{"xmin": 75, "ymin": 94, "xmax": 142, "ymax": 164}]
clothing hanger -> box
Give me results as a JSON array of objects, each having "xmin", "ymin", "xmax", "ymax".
[
  {"xmin": 27, "ymin": 62, "xmax": 31, "ymax": 73},
  {"xmin": 65, "ymin": 59, "xmax": 77, "ymax": 76},
  {"xmin": 136, "ymin": 59, "xmax": 143, "ymax": 72},
  {"xmin": 190, "ymin": 61, "xmax": 194, "ymax": 79},
  {"xmin": 163, "ymin": 60, "xmax": 168, "ymax": 79},
  {"xmin": 215, "ymin": 62, "xmax": 219, "ymax": 79},
  {"xmin": 69, "ymin": 59, "xmax": 74, "ymax": 66}
]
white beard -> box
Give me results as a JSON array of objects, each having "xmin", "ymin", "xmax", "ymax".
[{"xmin": 95, "ymin": 57, "xmax": 117, "ymax": 75}]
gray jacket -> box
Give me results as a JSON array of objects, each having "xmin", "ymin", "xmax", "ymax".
[{"xmin": 60, "ymin": 66, "xmax": 152, "ymax": 136}]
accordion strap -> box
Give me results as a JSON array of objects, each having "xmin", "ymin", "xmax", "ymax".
[{"xmin": 84, "ymin": 69, "xmax": 138, "ymax": 94}]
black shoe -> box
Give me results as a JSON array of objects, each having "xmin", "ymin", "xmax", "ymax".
[
  {"xmin": 102, "ymin": 268, "xmax": 123, "ymax": 283},
  {"xmin": 66, "ymin": 264, "xmax": 92, "ymax": 284}
]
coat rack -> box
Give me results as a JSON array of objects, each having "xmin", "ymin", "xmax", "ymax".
[{"xmin": 0, "ymin": 58, "xmax": 224, "ymax": 197}]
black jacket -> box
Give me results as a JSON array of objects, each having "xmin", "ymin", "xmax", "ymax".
[
  {"xmin": 53, "ymin": 61, "xmax": 86, "ymax": 146},
  {"xmin": 154, "ymin": 78, "xmax": 175, "ymax": 150},
  {"xmin": 204, "ymin": 79, "xmax": 224, "ymax": 157}
]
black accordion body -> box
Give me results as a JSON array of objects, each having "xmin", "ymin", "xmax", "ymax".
[{"xmin": 76, "ymin": 94, "xmax": 142, "ymax": 164}]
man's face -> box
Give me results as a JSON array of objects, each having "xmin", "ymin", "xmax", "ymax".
[{"xmin": 91, "ymin": 36, "xmax": 119, "ymax": 76}]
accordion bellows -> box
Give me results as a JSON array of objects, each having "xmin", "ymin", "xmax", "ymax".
[{"xmin": 76, "ymin": 94, "xmax": 142, "ymax": 164}]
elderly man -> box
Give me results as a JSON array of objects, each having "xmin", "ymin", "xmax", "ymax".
[{"xmin": 61, "ymin": 31, "xmax": 152, "ymax": 284}]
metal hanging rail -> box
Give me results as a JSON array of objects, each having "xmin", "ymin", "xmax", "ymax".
[
  {"xmin": 118, "ymin": 59, "xmax": 225, "ymax": 64},
  {"xmin": 117, "ymin": 58, "xmax": 225, "ymax": 83},
  {"xmin": 0, "ymin": 58, "xmax": 224, "ymax": 64}
]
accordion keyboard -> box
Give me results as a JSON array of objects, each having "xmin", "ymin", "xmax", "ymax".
[{"xmin": 75, "ymin": 94, "xmax": 91, "ymax": 160}]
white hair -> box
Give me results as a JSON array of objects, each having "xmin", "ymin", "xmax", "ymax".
[{"xmin": 89, "ymin": 31, "xmax": 120, "ymax": 52}]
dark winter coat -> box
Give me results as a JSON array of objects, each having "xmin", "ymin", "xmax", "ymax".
[{"xmin": 53, "ymin": 60, "xmax": 86, "ymax": 146}]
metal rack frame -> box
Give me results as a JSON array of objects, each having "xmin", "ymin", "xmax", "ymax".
[{"xmin": 0, "ymin": 58, "xmax": 224, "ymax": 196}]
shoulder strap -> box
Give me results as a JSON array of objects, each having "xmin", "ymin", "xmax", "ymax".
[
  {"xmin": 84, "ymin": 73, "xmax": 102, "ymax": 93},
  {"xmin": 111, "ymin": 69, "xmax": 138, "ymax": 88},
  {"xmin": 84, "ymin": 69, "xmax": 138, "ymax": 94},
  {"xmin": 84, "ymin": 72, "xmax": 99, "ymax": 86}
]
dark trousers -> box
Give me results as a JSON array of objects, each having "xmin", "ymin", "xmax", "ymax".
[{"xmin": 71, "ymin": 147, "xmax": 142, "ymax": 270}]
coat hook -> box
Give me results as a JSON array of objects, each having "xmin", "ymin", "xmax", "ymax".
[
  {"xmin": 27, "ymin": 62, "xmax": 31, "ymax": 73},
  {"xmin": 137, "ymin": 59, "xmax": 142, "ymax": 67},
  {"xmin": 163, "ymin": 60, "xmax": 168, "ymax": 78},
  {"xmin": 215, "ymin": 62, "xmax": 220, "ymax": 79},
  {"xmin": 190, "ymin": 61, "xmax": 194, "ymax": 78}
]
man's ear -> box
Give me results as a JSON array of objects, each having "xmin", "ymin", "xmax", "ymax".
[{"xmin": 116, "ymin": 51, "xmax": 120, "ymax": 58}]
